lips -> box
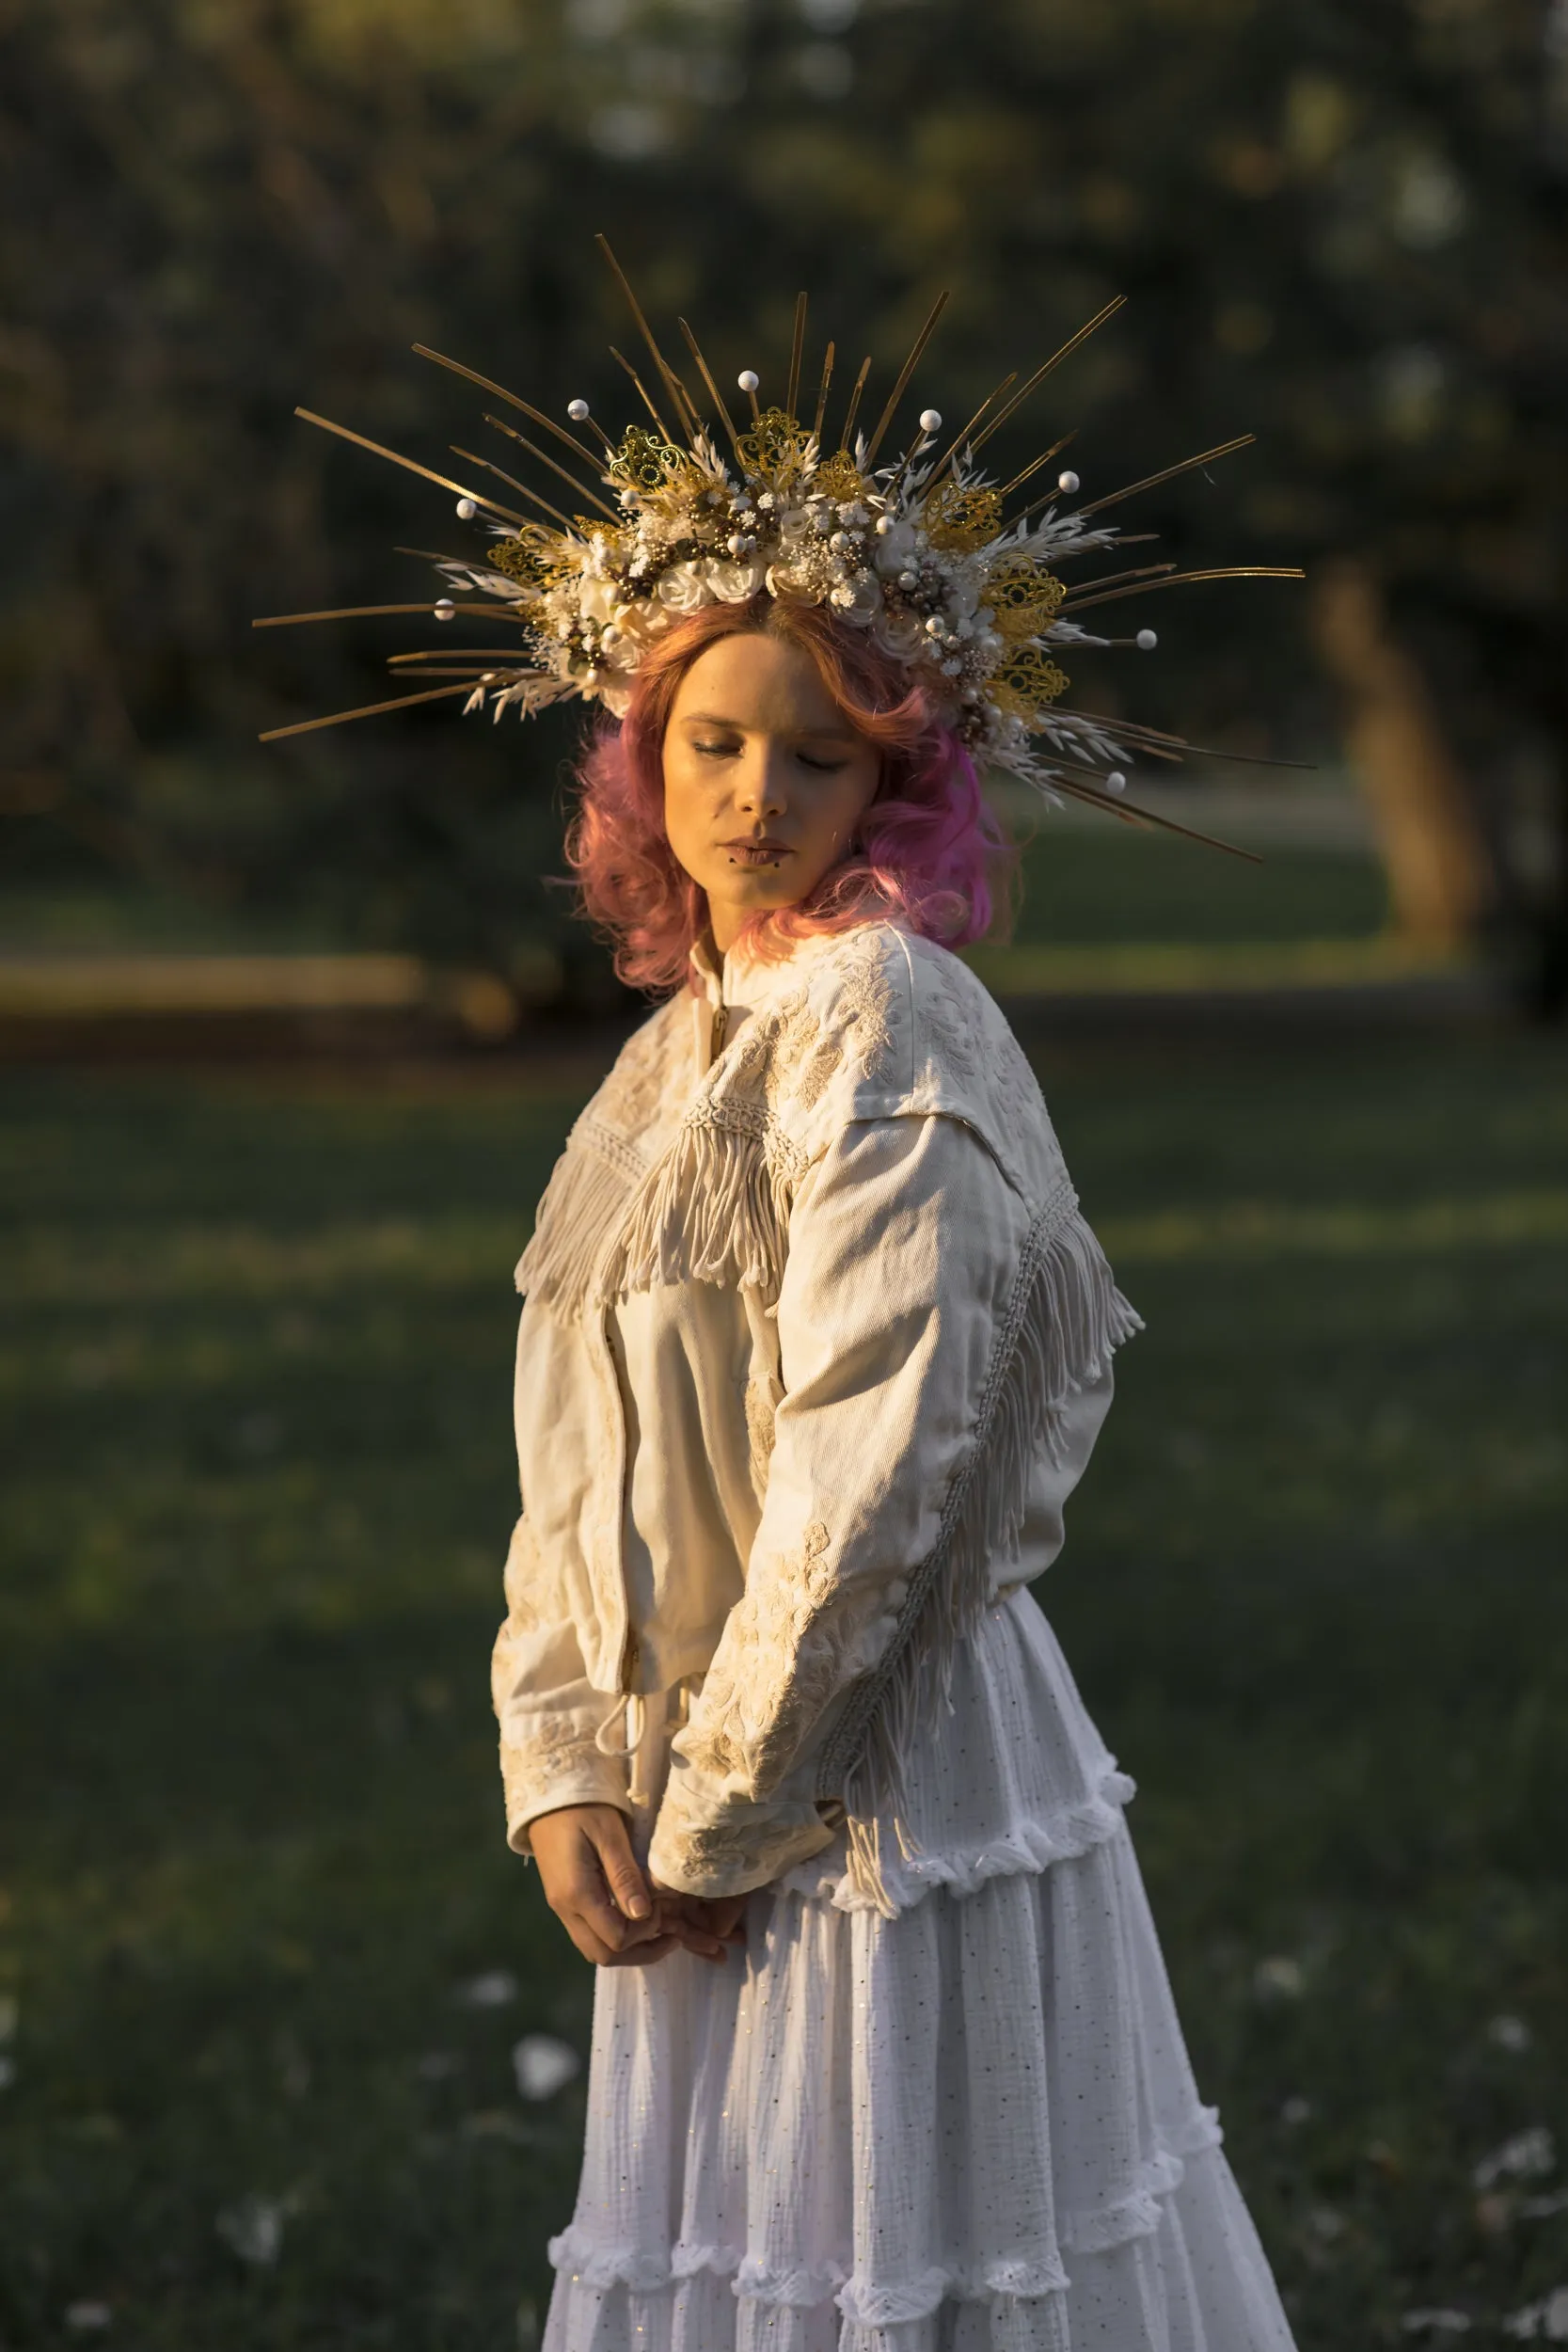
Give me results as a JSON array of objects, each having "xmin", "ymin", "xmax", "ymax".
[{"xmin": 721, "ymin": 839, "xmax": 793, "ymax": 866}]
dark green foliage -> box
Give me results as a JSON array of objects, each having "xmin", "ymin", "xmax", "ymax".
[
  {"xmin": 2, "ymin": 1025, "xmax": 1566, "ymax": 2345},
  {"xmin": 3, "ymin": 0, "xmax": 1564, "ymax": 977}
]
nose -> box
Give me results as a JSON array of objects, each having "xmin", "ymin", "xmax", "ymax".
[{"xmin": 736, "ymin": 740, "xmax": 789, "ymax": 823}]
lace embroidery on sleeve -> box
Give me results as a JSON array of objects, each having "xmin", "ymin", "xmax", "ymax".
[{"xmin": 681, "ymin": 1522, "xmax": 847, "ymax": 1792}]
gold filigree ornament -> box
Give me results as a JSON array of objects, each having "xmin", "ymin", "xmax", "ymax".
[{"xmin": 255, "ymin": 236, "xmax": 1305, "ymax": 858}]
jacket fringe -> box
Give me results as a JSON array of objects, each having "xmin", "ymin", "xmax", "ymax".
[
  {"xmin": 514, "ymin": 1131, "xmax": 641, "ymax": 1313},
  {"xmin": 601, "ymin": 1112, "xmax": 801, "ymax": 1306},
  {"xmin": 823, "ymin": 1187, "xmax": 1144, "ymax": 1911}
]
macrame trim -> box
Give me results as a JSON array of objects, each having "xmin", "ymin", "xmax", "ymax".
[
  {"xmin": 600, "ymin": 1106, "xmax": 808, "ymax": 1307},
  {"xmin": 514, "ymin": 1119, "xmax": 645, "ymax": 1312},
  {"xmin": 814, "ymin": 1182, "xmax": 1144, "ymax": 1912}
]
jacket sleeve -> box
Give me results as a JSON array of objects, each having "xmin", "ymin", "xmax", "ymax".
[
  {"xmin": 648, "ymin": 1111, "xmax": 1034, "ymax": 1898},
  {"xmin": 492, "ymin": 1510, "xmax": 631, "ymax": 1851}
]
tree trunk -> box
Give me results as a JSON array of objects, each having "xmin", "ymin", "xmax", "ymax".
[{"xmin": 1312, "ymin": 559, "xmax": 1493, "ymax": 951}]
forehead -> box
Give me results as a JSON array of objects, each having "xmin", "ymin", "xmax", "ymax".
[{"xmin": 669, "ymin": 632, "xmax": 849, "ymax": 733}]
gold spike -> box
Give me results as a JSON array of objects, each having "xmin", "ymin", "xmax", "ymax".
[
  {"xmin": 387, "ymin": 648, "xmax": 526, "ymax": 663},
  {"xmin": 812, "ymin": 340, "xmax": 835, "ymax": 444},
  {"xmin": 931, "ymin": 373, "xmax": 1018, "ymax": 477},
  {"xmin": 1059, "ymin": 707, "xmax": 1318, "ymax": 770},
  {"xmin": 385, "ymin": 666, "xmax": 510, "ymax": 679},
  {"xmin": 1050, "ymin": 530, "xmax": 1161, "ymax": 554},
  {"xmin": 451, "ymin": 447, "xmax": 578, "ymax": 534},
  {"xmin": 293, "ymin": 409, "xmax": 527, "ymax": 525},
  {"xmin": 840, "ymin": 356, "xmax": 872, "ymax": 453},
  {"xmin": 786, "ymin": 293, "xmax": 808, "ymax": 422},
  {"xmin": 863, "ymin": 291, "xmax": 950, "ymax": 465},
  {"xmin": 742, "ymin": 373, "xmax": 762, "ymax": 426},
  {"xmin": 252, "ymin": 602, "xmax": 475, "ymax": 629},
  {"xmin": 969, "ymin": 295, "xmax": 1128, "ymax": 456},
  {"xmin": 1042, "ymin": 771, "xmax": 1261, "ymax": 861},
  {"xmin": 411, "ymin": 344, "xmax": 605, "ymax": 469},
  {"xmin": 482, "ymin": 414, "xmax": 622, "ymax": 523},
  {"xmin": 594, "ymin": 234, "xmax": 699, "ymax": 446},
  {"xmin": 1063, "ymin": 564, "xmax": 1304, "ymax": 613},
  {"xmin": 609, "ymin": 346, "xmax": 679, "ymax": 444},
  {"xmin": 1001, "ymin": 433, "xmax": 1075, "ymax": 499},
  {"xmin": 677, "ymin": 318, "xmax": 741, "ymax": 454},
  {"xmin": 260, "ymin": 680, "xmax": 481, "ymax": 742},
  {"xmin": 1074, "ymin": 435, "xmax": 1257, "ymax": 517},
  {"xmin": 1060, "ymin": 561, "xmax": 1178, "ymax": 600}
]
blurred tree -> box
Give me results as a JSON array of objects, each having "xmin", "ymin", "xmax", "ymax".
[{"xmin": 1, "ymin": 0, "xmax": 1564, "ymax": 1007}]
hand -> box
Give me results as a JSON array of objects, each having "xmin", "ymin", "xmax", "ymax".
[
  {"xmin": 649, "ymin": 1878, "xmax": 751, "ymax": 1962},
  {"xmin": 530, "ymin": 1805, "xmax": 738, "ymax": 1967}
]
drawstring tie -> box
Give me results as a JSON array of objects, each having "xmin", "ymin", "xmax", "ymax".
[{"xmin": 594, "ymin": 1681, "xmax": 692, "ymax": 1810}]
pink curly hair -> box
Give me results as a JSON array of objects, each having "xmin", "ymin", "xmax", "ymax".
[{"xmin": 564, "ymin": 595, "xmax": 1012, "ymax": 994}]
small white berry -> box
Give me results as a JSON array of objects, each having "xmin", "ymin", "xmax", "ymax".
[
  {"xmin": 736, "ymin": 369, "xmax": 760, "ymax": 393},
  {"xmin": 1106, "ymin": 770, "xmax": 1127, "ymax": 794},
  {"xmin": 434, "ymin": 598, "xmax": 456, "ymax": 622},
  {"xmin": 874, "ymin": 515, "xmax": 895, "ymax": 535},
  {"xmin": 918, "ymin": 408, "xmax": 942, "ymax": 434},
  {"xmin": 567, "ymin": 399, "xmax": 591, "ymax": 422},
  {"xmin": 924, "ymin": 615, "xmax": 944, "ymax": 636},
  {"xmin": 1057, "ymin": 469, "xmax": 1081, "ymax": 495},
  {"xmin": 1136, "ymin": 628, "xmax": 1159, "ymax": 651},
  {"xmin": 455, "ymin": 497, "xmax": 477, "ymax": 520},
  {"xmin": 897, "ymin": 569, "xmax": 919, "ymax": 589}
]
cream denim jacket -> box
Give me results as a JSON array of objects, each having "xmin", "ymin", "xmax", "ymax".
[{"xmin": 492, "ymin": 921, "xmax": 1139, "ymax": 1905}]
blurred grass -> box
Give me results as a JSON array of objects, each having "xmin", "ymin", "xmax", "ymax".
[{"xmin": 2, "ymin": 1025, "xmax": 1567, "ymax": 2349}]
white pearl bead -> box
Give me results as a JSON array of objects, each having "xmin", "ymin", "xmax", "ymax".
[
  {"xmin": 924, "ymin": 615, "xmax": 944, "ymax": 636},
  {"xmin": 874, "ymin": 515, "xmax": 895, "ymax": 534},
  {"xmin": 898, "ymin": 570, "xmax": 918, "ymax": 590},
  {"xmin": 1106, "ymin": 770, "xmax": 1127, "ymax": 794},
  {"xmin": 567, "ymin": 399, "xmax": 591, "ymax": 421},
  {"xmin": 736, "ymin": 370, "xmax": 760, "ymax": 393},
  {"xmin": 1136, "ymin": 628, "xmax": 1159, "ymax": 651},
  {"xmin": 918, "ymin": 408, "xmax": 942, "ymax": 433},
  {"xmin": 434, "ymin": 598, "xmax": 456, "ymax": 621},
  {"xmin": 455, "ymin": 497, "xmax": 477, "ymax": 520},
  {"xmin": 1057, "ymin": 469, "xmax": 1080, "ymax": 495}
]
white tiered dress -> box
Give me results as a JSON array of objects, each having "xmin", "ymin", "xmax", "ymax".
[{"xmin": 543, "ymin": 1586, "xmax": 1297, "ymax": 2352}]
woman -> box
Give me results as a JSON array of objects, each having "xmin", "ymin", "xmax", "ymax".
[
  {"xmin": 265, "ymin": 289, "xmax": 1298, "ymax": 2344},
  {"xmin": 494, "ymin": 593, "xmax": 1297, "ymax": 2350}
]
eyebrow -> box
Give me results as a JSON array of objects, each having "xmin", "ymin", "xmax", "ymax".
[{"xmin": 679, "ymin": 709, "xmax": 856, "ymax": 739}]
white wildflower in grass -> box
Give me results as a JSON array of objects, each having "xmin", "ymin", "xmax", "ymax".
[
  {"xmin": 512, "ymin": 2034, "xmax": 580, "ymax": 2101},
  {"xmin": 1523, "ymin": 2191, "xmax": 1568, "ymax": 2220},
  {"xmin": 64, "ymin": 2305, "xmax": 113, "ymax": 2333},
  {"xmin": 1402, "ymin": 2315, "xmax": 1473, "ymax": 2338},
  {"xmin": 1503, "ymin": 2287, "xmax": 1568, "ymax": 2341},
  {"xmin": 1254, "ymin": 1954, "xmax": 1306, "ymax": 1999},
  {"xmin": 1280, "ymin": 2096, "xmax": 1314, "ymax": 2126},
  {"xmin": 215, "ymin": 2193, "xmax": 288, "ymax": 2267},
  {"xmin": 1475, "ymin": 2126, "xmax": 1556, "ymax": 2189},
  {"xmin": 1488, "ymin": 2015, "xmax": 1533, "ymax": 2053},
  {"xmin": 1309, "ymin": 2207, "xmax": 1346, "ymax": 2241},
  {"xmin": 458, "ymin": 1969, "xmax": 517, "ymax": 2008}
]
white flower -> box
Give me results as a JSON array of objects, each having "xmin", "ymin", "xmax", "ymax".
[
  {"xmin": 1401, "ymin": 2313, "xmax": 1472, "ymax": 2337},
  {"xmin": 1475, "ymin": 2126, "xmax": 1555, "ymax": 2189},
  {"xmin": 597, "ymin": 680, "xmax": 633, "ymax": 717},
  {"xmin": 215, "ymin": 2193, "xmax": 288, "ymax": 2267},
  {"xmin": 578, "ymin": 577, "xmax": 620, "ymax": 627},
  {"xmin": 871, "ymin": 517, "xmax": 919, "ymax": 576},
  {"xmin": 655, "ymin": 561, "xmax": 716, "ymax": 614},
  {"xmin": 1254, "ymin": 1955, "xmax": 1305, "ymax": 1999},
  {"xmin": 1504, "ymin": 2288, "xmax": 1568, "ymax": 2341},
  {"xmin": 1488, "ymin": 2015, "xmax": 1532, "ymax": 2053},
  {"xmin": 64, "ymin": 2305, "xmax": 113, "ymax": 2333},
  {"xmin": 709, "ymin": 558, "xmax": 767, "ymax": 603},
  {"xmin": 458, "ymin": 1969, "xmax": 518, "ymax": 2008},
  {"xmin": 512, "ymin": 2034, "xmax": 580, "ymax": 2100},
  {"xmin": 874, "ymin": 611, "xmax": 927, "ymax": 660}
]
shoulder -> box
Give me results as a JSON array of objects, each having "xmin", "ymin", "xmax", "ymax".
[
  {"xmin": 571, "ymin": 991, "xmax": 693, "ymax": 1168},
  {"xmin": 713, "ymin": 923, "xmax": 1070, "ymax": 1211}
]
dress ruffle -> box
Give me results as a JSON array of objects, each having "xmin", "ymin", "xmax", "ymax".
[{"xmin": 544, "ymin": 1593, "xmax": 1295, "ymax": 2352}]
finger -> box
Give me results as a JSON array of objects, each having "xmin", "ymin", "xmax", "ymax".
[
  {"xmin": 588, "ymin": 1815, "xmax": 653, "ymax": 1922},
  {"xmin": 569, "ymin": 1879, "xmax": 637, "ymax": 1955},
  {"xmin": 599, "ymin": 1933, "xmax": 682, "ymax": 1968}
]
